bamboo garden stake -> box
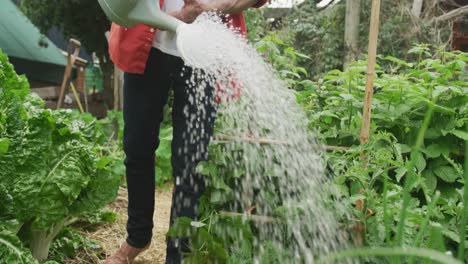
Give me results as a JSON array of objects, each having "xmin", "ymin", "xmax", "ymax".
[
  {"xmin": 360, "ymin": 0, "xmax": 381, "ymax": 147},
  {"xmin": 69, "ymin": 83, "xmax": 84, "ymax": 113},
  {"xmin": 355, "ymin": 0, "xmax": 381, "ymax": 246}
]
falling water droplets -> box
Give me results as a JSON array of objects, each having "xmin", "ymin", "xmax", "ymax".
[{"xmin": 174, "ymin": 12, "xmax": 355, "ymax": 263}]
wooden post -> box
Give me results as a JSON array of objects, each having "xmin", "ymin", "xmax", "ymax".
[
  {"xmin": 82, "ymin": 66, "xmax": 89, "ymax": 112},
  {"xmin": 411, "ymin": 0, "xmax": 423, "ymax": 18},
  {"xmin": 113, "ymin": 66, "xmax": 123, "ymax": 111},
  {"xmin": 355, "ymin": 0, "xmax": 381, "ymax": 246},
  {"xmin": 57, "ymin": 39, "xmax": 81, "ymax": 109},
  {"xmin": 360, "ymin": 0, "xmax": 381, "ymax": 146},
  {"xmin": 105, "ymin": 30, "xmax": 123, "ymax": 112},
  {"xmin": 344, "ymin": 0, "xmax": 361, "ymax": 69},
  {"xmin": 212, "ymin": 134, "xmax": 350, "ymax": 152},
  {"xmin": 113, "ymin": 66, "xmax": 119, "ymax": 111},
  {"xmin": 70, "ymin": 83, "xmax": 84, "ymax": 113}
]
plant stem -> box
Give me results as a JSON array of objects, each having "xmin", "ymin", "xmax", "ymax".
[
  {"xmin": 414, "ymin": 192, "xmax": 440, "ymax": 247},
  {"xmin": 408, "ymin": 192, "xmax": 441, "ymax": 264},
  {"xmin": 395, "ymin": 103, "xmax": 435, "ymax": 246},
  {"xmin": 30, "ymin": 230, "xmax": 53, "ymax": 261},
  {"xmin": 458, "ymin": 125, "xmax": 467, "ymax": 261},
  {"xmin": 30, "ymin": 220, "xmax": 67, "ymax": 261},
  {"xmin": 382, "ymin": 173, "xmax": 391, "ymax": 246},
  {"xmin": 347, "ymin": 70, "xmax": 353, "ymax": 128}
]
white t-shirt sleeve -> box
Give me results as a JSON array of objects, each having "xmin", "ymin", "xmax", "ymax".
[{"xmin": 152, "ymin": 0, "xmax": 185, "ymax": 57}]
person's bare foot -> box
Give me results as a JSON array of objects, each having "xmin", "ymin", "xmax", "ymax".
[{"xmin": 104, "ymin": 242, "xmax": 149, "ymax": 264}]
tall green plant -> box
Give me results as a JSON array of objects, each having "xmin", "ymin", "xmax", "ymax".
[
  {"xmin": 0, "ymin": 50, "xmax": 120, "ymax": 261},
  {"xmin": 298, "ymin": 45, "xmax": 467, "ymax": 260},
  {"xmin": 459, "ymin": 125, "xmax": 468, "ymax": 261}
]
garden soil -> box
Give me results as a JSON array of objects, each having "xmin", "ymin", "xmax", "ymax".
[{"xmin": 81, "ymin": 186, "xmax": 173, "ymax": 264}]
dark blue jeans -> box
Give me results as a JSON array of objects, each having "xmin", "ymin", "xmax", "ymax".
[{"xmin": 122, "ymin": 48, "xmax": 216, "ymax": 263}]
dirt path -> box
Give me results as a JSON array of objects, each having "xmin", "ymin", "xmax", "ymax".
[{"xmin": 90, "ymin": 186, "xmax": 173, "ymax": 263}]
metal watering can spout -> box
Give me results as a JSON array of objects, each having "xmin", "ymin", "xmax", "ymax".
[{"xmin": 98, "ymin": 0, "xmax": 185, "ymax": 32}]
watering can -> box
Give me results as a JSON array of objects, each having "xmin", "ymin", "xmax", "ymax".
[{"xmin": 98, "ymin": 0, "xmax": 184, "ymax": 32}]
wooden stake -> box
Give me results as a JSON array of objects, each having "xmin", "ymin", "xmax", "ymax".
[
  {"xmin": 355, "ymin": 0, "xmax": 381, "ymax": 246},
  {"xmin": 69, "ymin": 83, "xmax": 84, "ymax": 113},
  {"xmin": 82, "ymin": 67, "xmax": 89, "ymax": 112},
  {"xmin": 113, "ymin": 66, "xmax": 122, "ymax": 111},
  {"xmin": 219, "ymin": 211, "xmax": 276, "ymax": 224},
  {"xmin": 57, "ymin": 39, "xmax": 81, "ymax": 109},
  {"xmin": 360, "ymin": 0, "xmax": 381, "ymax": 146},
  {"xmin": 213, "ymin": 134, "xmax": 288, "ymax": 145},
  {"xmin": 212, "ymin": 134, "xmax": 350, "ymax": 152},
  {"xmin": 344, "ymin": 0, "xmax": 361, "ymax": 69}
]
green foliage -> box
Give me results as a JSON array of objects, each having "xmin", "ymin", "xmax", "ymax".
[
  {"xmin": 81, "ymin": 209, "xmax": 117, "ymax": 225},
  {"xmin": 99, "ymin": 110, "xmax": 174, "ymax": 187},
  {"xmin": 244, "ymin": 9, "xmax": 267, "ymax": 43},
  {"xmin": 254, "ymin": 33, "xmax": 311, "ymax": 90},
  {"xmin": 21, "ymin": 0, "xmax": 110, "ymax": 60},
  {"xmin": 168, "ymin": 107, "xmax": 309, "ymax": 262},
  {"xmin": 459, "ymin": 129, "xmax": 468, "ymax": 261},
  {"xmin": 0, "ymin": 49, "xmax": 120, "ymax": 261},
  {"xmin": 289, "ymin": 3, "xmax": 345, "ymax": 76},
  {"xmin": 297, "ymin": 46, "xmax": 467, "ymax": 261},
  {"xmin": 0, "ymin": 222, "xmax": 38, "ymax": 264},
  {"xmin": 168, "ymin": 215, "xmax": 253, "ymax": 263},
  {"xmin": 288, "ymin": 1, "xmax": 452, "ymax": 77},
  {"xmin": 316, "ymin": 247, "xmax": 464, "ymax": 264},
  {"xmin": 48, "ymin": 227, "xmax": 101, "ymax": 262},
  {"xmin": 168, "ymin": 45, "xmax": 467, "ymax": 263},
  {"xmin": 156, "ymin": 125, "xmax": 173, "ymax": 186}
]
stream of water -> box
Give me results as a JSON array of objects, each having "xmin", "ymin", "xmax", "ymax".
[{"xmin": 175, "ymin": 13, "xmax": 353, "ymax": 263}]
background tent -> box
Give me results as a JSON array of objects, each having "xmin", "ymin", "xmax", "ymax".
[{"xmin": 0, "ymin": 0, "xmax": 67, "ymax": 87}]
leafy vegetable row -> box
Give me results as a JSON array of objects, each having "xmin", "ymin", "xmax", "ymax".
[{"xmin": 0, "ymin": 50, "xmax": 120, "ymax": 263}]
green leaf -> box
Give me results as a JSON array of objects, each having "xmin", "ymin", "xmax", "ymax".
[
  {"xmin": 167, "ymin": 217, "xmax": 194, "ymax": 238},
  {"xmin": 433, "ymin": 166, "xmax": 459, "ymax": 183},
  {"xmin": 190, "ymin": 221, "xmax": 206, "ymax": 228},
  {"xmin": 395, "ymin": 167, "xmax": 408, "ymax": 182},
  {"xmin": 0, "ymin": 138, "xmax": 9, "ymax": 154},
  {"xmin": 422, "ymin": 169, "xmax": 437, "ymax": 192},
  {"xmin": 423, "ymin": 143, "xmax": 450, "ymax": 158},
  {"xmin": 397, "ymin": 143, "xmax": 412, "ymax": 154},
  {"xmin": 449, "ymin": 130, "xmax": 468, "ymax": 141},
  {"xmin": 0, "ymin": 227, "xmax": 38, "ymax": 264},
  {"xmin": 96, "ymin": 156, "xmax": 110, "ymax": 169},
  {"xmin": 384, "ymin": 56, "xmax": 410, "ymax": 67},
  {"xmin": 210, "ymin": 190, "xmax": 223, "ymax": 204},
  {"xmin": 413, "ymin": 151, "xmax": 426, "ymax": 172}
]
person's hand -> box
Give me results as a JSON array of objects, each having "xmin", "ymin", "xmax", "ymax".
[{"xmin": 169, "ymin": 0, "xmax": 207, "ymax": 23}]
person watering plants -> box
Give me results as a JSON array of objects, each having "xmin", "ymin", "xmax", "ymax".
[{"xmin": 104, "ymin": 0, "xmax": 267, "ymax": 263}]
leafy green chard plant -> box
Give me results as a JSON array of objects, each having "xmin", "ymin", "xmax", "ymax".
[
  {"xmin": 0, "ymin": 50, "xmax": 120, "ymax": 262},
  {"xmin": 298, "ymin": 45, "xmax": 467, "ymax": 262}
]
